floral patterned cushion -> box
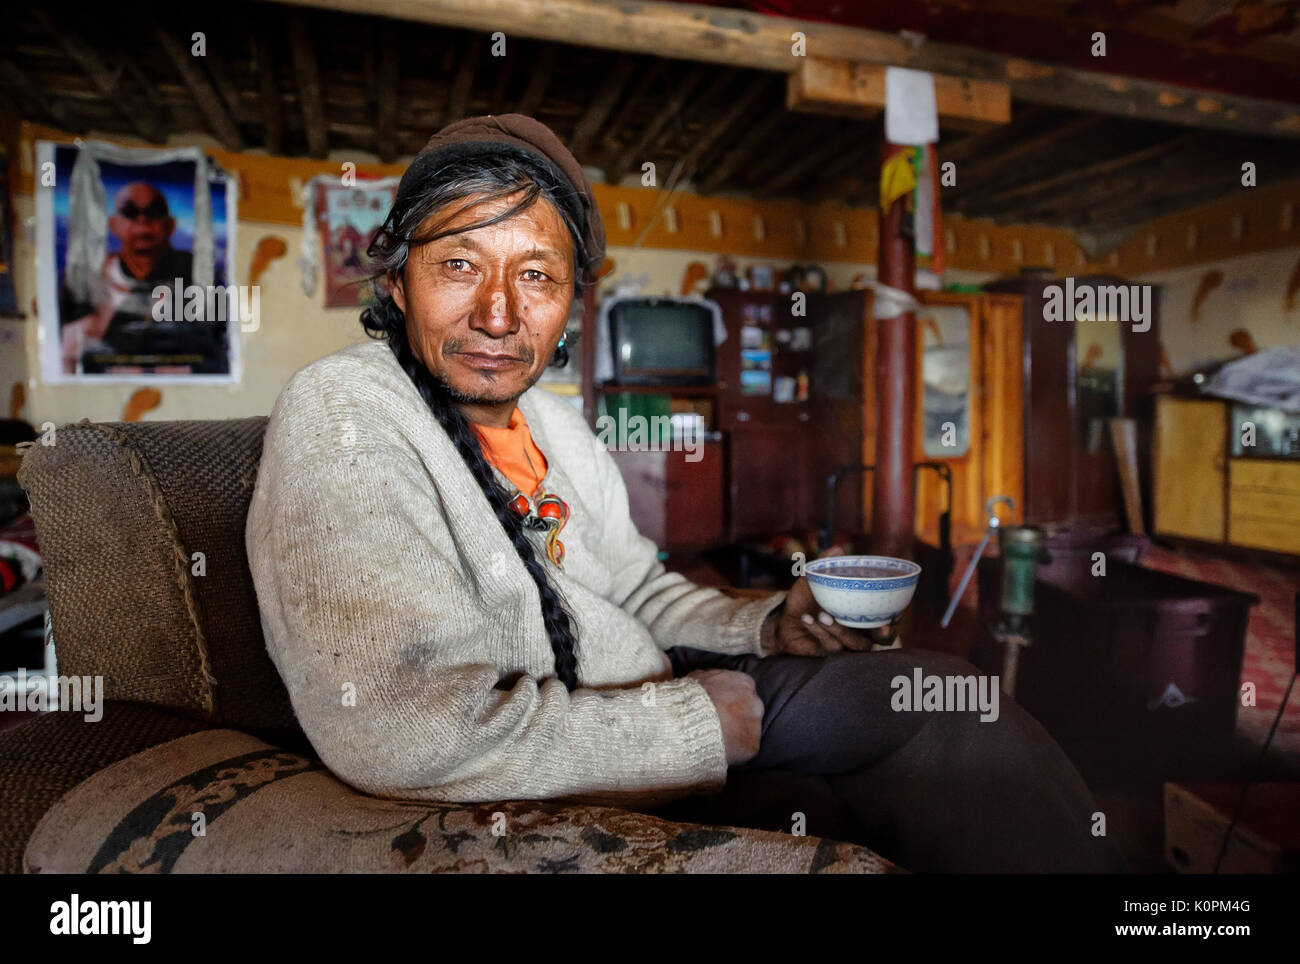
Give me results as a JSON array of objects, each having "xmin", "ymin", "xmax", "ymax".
[{"xmin": 24, "ymin": 729, "xmax": 896, "ymax": 874}]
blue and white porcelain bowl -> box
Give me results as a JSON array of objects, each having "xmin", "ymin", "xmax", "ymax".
[{"xmin": 805, "ymin": 555, "xmax": 922, "ymax": 628}]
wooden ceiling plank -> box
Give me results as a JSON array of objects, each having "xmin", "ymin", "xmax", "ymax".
[
  {"xmin": 764, "ymin": 122, "xmax": 873, "ymax": 193},
  {"xmin": 568, "ymin": 56, "xmax": 636, "ymax": 159},
  {"xmin": 488, "ymin": 49, "xmax": 512, "ymax": 115},
  {"xmin": 446, "ymin": 38, "xmax": 483, "ymax": 122},
  {"xmin": 287, "ymin": 10, "xmax": 328, "ymax": 157},
  {"xmin": 743, "ymin": 114, "xmax": 840, "ymax": 187},
  {"xmin": 1073, "ymin": 146, "xmax": 1299, "ymax": 226},
  {"xmin": 252, "ymin": 0, "xmax": 1300, "ymax": 139},
  {"xmin": 697, "ymin": 106, "xmax": 789, "ymax": 192},
  {"xmin": 667, "ymin": 68, "xmax": 736, "ymax": 157},
  {"xmin": 251, "ymin": 35, "xmax": 285, "ymax": 155},
  {"xmin": 0, "ymin": 58, "xmax": 79, "ymax": 132},
  {"xmin": 964, "ymin": 130, "xmax": 1206, "ymax": 216},
  {"xmin": 154, "ymin": 27, "xmax": 246, "ymax": 150},
  {"xmin": 606, "ymin": 65, "xmax": 704, "ymax": 183},
  {"xmin": 204, "ymin": 56, "xmax": 255, "ymax": 127},
  {"xmin": 596, "ymin": 61, "xmax": 667, "ymax": 165},
  {"xmin": 937, "ymin": 105, "xmax": 1053, "ymax": 168},
  {"xmin": 32, "ymin": 12, "xmax": 164, "ymax": 143},
  {"xmin": 680, "ymin": 73, "xmax": 772, "ymax": 172},
  {"xmin": 376, "ymin": 22, "xmax": 400, "ymax": 162},
  {"xmin": 514, "ymin": 44, "xmax": 556, "ymax": 118},
  {"xmin": 945, "ymin": 113, "xmax": 1110, "ymax": 202}
]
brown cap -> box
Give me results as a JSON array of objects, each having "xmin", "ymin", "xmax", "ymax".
[{"xmin": 398, "ymin": 113, "xmax": 605, "ymax": 285}]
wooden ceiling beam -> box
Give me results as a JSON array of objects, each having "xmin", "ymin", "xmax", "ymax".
[
  {"xmin": 1063, "ymin": 144, "xmax": 1300, "ymax": 227},
  {"xmin": 743, "ymin": 115, "xmax": 840, "ymax": 187},
  {"xmin": 488, "ymin": 49, "xmax": 512, "ymax": 115},
  {"xmin": 568, "ymin": 56, "xmax": 635, "ymax": 159},
  {"xmin": 515, "ymin": 44, "xmax": 555, "ymax": 118},
  {"xmin": 446, "ymin": 39, "xmax": 483, "ymax": 122},
  {"xmin": 597, "ymin": 62, "xmax": 667, "ymax": 167},
  {"xmin": 697, "ymin": 106, "xmax": 788, "ymax": 192},
  {"xmin": 962, "ymin": 130, "xmax": 1206, "ymax": 217},
  {"xmin": 204, "ymin": 57, "xmax": 254, "ymax": 126},
  {"xmin": 256, "ymin": 0, "xmax": 1300, "ymax": 139},
  {"xmin": 606, "ymin": 65, "xmax": 704, "ymax": 183},
  {"xmin": 376, "ymin": 22, "xmax": 400, "ymax": 162},
  {"xmin": 944, "ymin": 113, "xmax": 1110, "ymax": 203},
  {"xmin": 937, "ymin": 105, "xmax": 1053, "ymax": 168},
  {"xmin": 787, "ymin": 56, "xmax": 1009, "ymax": 132},
  {"xmin": 32, "ymin": 12, "xmax": 165, "ymax": 143},
  {"xmin": 763, "ymin": 121, "xmax": 871, "ymax": 193},
  {"xmin": 154, "ymin": 27, "xmax": 245, "ymax": 150},
  {"xmin": 789, "ymin": 122, "xmax": 881, "ymax": 201},
  {"xmin": 288, "ymin": 10, "xmax": 328, "ymax": 157},
  {"xmin": 679, "ymin": 73, "xmax": 772, "ymax": 172},
  {"xmin": 251, "ymin": 35, "xmax": 285, "ymax": 155},
  {"xmin": 0, "ymin": 58, "xmax": 79, "ymax": 132}
]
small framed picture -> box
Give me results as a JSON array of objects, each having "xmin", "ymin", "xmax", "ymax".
[{"xmin": 748, "ymin": 264, "xmax": 775, "ymax": 291}]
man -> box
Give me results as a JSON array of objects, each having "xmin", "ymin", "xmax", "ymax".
[
  {"xmin": 246, "ymin": 114, "xmax": 1122, "ymax": 873},
  {"xmin": 58, "ymin": 181, "xmax": 226, "ymax": 375}
]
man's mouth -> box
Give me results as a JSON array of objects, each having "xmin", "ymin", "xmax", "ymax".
[{"xmin": 458, "ymin": 352, "xmax": 524, "ymax": 371}]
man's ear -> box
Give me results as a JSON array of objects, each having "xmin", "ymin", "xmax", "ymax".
[
  {"xmin": 389, "ymin": 270, "xmax": 406, "ymax": 315},
  {"xmin": 163, "ymin": 217, "xmax": 176, "ymax": 238}
]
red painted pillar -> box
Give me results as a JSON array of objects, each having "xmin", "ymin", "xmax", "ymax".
[{"xmin": 871, "ymin": 146, "xmax": 918, "ymax": 562}]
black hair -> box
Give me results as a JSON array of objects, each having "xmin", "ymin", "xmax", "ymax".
[{"xmin": 359, "ymin": 146, "xmax": 593, "ymax": 691}]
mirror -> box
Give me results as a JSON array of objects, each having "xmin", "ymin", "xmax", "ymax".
[
  {"xmin": 920, "ymin": 304, "xmax": 972, "ymax": 458},
  {"xmin": 1073, "ymin": 305, "xmax": 1124, "ymax": 454}
]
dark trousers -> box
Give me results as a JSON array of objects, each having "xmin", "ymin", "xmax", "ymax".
[{"xmin": 649, "ymin": 646, "xmax": 1126, "ymax": 874}]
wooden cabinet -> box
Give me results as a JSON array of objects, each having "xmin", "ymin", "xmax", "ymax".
[
  {"xmin": 1228, "ymin": 459, "xmax": 1300, "ymax": 554},
  {"xmin": 710, "ymin": 287, "xmax": 868, "ymax": 542},
  {"xmin": 983, "ymin": 274, "xmax": 1161, "ymax": 530},
  {"xmin": 861, "ymin": 291, "xmax": 1025, "ymax": 546},
  {"xmin": 1154, "ymin": 397, "xmax": 1226, "ymax": 542},
  {"xmin": 591, "ymin": 285, "xmax": 1029, "ymax": 552},
  {"xmin": 1153, "ymin": 393, "xmax": 1300, "ymax": 557},
  {"xmin": 610, "ymin": 443, "xmax": 725, "ymax": 551}
]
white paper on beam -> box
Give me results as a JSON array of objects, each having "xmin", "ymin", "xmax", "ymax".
[{"xmin": 885, "ymin": 67, "xmax": 939, "ymax": 145}]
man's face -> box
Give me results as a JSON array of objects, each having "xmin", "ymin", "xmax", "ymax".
[
  {"xmin": 109, "ymin": 183, "xmax": 174, "ymax": 256},
  {"xmin": 391, "ymin": 190, "xmax": 575, "ymax": 410}
]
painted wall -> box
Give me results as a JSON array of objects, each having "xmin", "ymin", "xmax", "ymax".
[
  {"xmin": 3, "ymin": 187, "xmax": 994, "ymax": 427},
  {"xmin": 4, "ymin": 192, "xmax": 372, "ymax": 426},
  {"xmin": 1138, "ymin": 246, "xmax": 1300, "ymax": 375}
]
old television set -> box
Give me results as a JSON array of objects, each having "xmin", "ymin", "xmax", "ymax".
[{"xmin": 606, "ymin": 297, "xmax": 716, "ymax": 386}]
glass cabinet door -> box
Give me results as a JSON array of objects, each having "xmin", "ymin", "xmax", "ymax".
[{"xmin": 920, "ymin": 304, "xmax": 972, "ymax": 458}]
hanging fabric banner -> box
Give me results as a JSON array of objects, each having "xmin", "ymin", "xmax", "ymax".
[{"xmin": 304, "ymin": 175, "xmax": 399, "ymax": 308}]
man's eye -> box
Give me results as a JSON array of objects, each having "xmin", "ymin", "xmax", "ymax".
[
  {"xmin": 523, "ymin": 269, "xmax": 551, "ymax": 282},
  {"xmin": 444, "ymin": 259, "xmax": 471, "ymax": 272}
]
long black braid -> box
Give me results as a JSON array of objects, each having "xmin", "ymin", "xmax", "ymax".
[{"xmin": 359, "ymin": 147, "xmax": 596, "ymax": 691}]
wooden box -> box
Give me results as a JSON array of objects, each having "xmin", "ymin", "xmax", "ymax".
[{"xmin": 1165, "ymin": 782, "xmax": 1300, "ymax": 874}]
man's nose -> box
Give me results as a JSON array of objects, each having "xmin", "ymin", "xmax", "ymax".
[{"xmin": 473, "ymin": 278, "xmax": 518, "ymax": 336}]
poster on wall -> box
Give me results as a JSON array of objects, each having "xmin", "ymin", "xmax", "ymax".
[
  {"xmin": 314, "ymin": 177, "xmax": 397, "ymax": 308},
  {"xmin": 36, "ymin": 140, "xmax": 238, "ymax": 382}
]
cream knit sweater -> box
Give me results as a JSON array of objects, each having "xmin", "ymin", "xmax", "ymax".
[{"xmin": 246, "ymin": 340, "xmax": 787, "ymax": 808}]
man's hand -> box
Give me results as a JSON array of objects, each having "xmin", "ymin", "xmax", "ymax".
[
  {"xmin": 687, "ymin": 668, "xmax": 763, "ymax": 766},
  {"xmin": 762, "ymin": 546, "xmax": 875, "ymax": 657}
]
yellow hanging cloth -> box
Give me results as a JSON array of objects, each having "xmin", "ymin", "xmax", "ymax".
[{"xmin": 879, "ymin": 147, "xmax": 917, "ymax": 212}]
